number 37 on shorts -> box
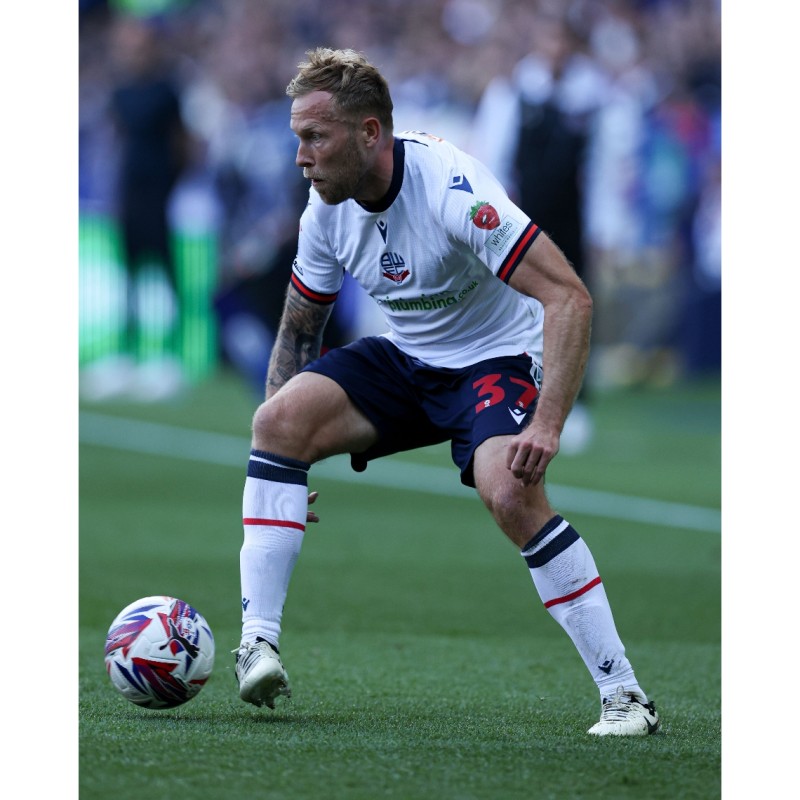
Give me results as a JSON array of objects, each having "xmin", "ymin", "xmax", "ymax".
[{"xmin": 472, "ymin": 370, "xmax": 541, "ymax": 415}]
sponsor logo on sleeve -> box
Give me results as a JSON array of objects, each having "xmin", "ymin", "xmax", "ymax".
[{"xmin": 484, "ymin": 215, "xmax": 524, "ymax": 256}]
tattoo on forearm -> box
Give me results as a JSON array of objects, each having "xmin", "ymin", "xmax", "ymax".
[{"xmin": 266, "ymin": 288, "xmax": 333, "ymax": 398}]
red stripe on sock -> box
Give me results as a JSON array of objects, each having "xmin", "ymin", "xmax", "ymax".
[
  {"xmin": 543, "ymin": 575, "xmax": 602, "ymax": 608},
  {"xmin": 243, "ymin": 518, "xmax": 306, "ymax": 532}
]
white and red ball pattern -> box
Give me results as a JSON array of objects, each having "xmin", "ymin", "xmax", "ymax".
[{"xmin": 104, "ymin": 595, "xmax": 215, "ymax": 709}]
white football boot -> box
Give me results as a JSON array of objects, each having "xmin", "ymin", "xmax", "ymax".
[
  {"xmin": 233, "ymin": 640, "xmax": 292, "ymax": 708},
  {"xmin": 587, "ymin": 686, "xmax": 660, "ymax": 736}
]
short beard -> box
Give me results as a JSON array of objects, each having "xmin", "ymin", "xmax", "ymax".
[{"xmin": 314, "ymin": 130, "xmax": 368, "ymax": 205}]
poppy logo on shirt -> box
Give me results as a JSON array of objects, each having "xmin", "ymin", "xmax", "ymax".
[
  {"xmin": 381, "ymin": 252, "xmax": 411, "ymax": 284},
  {"xmin": 469, "ymin": 201, "xmax": 501, "ymax": 230}
]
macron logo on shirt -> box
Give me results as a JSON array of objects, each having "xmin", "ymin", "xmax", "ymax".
[{"xmin": 449, "ymin": 174, "xmax": 473, "ymax": 193}]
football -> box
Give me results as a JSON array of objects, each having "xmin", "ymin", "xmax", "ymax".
[{"xmin": 104, "ymin": 595, "xmax": 215, "ymax": 709}]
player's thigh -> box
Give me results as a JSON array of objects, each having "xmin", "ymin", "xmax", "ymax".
[
  {"xmin": 252, "ymin": 371, "xmax": 379, "ymax": 463},
  {"xmin": 472, "ymin": 434, "xmax": 556, "ymax": 547}
]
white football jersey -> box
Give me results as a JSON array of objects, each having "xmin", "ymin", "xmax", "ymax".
[{"xmin": 292, "ymin": 131, "xmax": 545, "ymax": 368}]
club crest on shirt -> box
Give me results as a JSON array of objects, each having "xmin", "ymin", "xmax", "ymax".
[{"xmin": 381, "ymin": 252, "xmax": 410, "ymax": 283}]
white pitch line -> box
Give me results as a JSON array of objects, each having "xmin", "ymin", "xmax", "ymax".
[{"xmin": 79, "ymin": 411, "xmax": 721, "ymax": 533}]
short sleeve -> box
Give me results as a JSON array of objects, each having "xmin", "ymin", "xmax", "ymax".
[
  {"xmin": 441, "ymin": 158, "xmax": 541, "ymax": 284},
  {"xmin": 291, "ymin": 198, "xmax": 344, "ymax": 304}
]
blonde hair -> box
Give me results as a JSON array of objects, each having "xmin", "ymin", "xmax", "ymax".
[{"xmin": 286, "ymin": 47, "xmax": 393, "ymax": 131}]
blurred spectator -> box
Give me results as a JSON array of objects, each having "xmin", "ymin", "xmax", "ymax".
[
  {"xmin": 82, "ymin": 12, "xmax": 192, "ymax": 400},
  {"xmin": 471, "ymin": 6, "xmax": 607, "ymax": 451},
  {"xmin": 584, "ymin": 0, "xmax": 721, "ymax": 387},
  {"xmin": 111, "ymin": 15, "xmax": 189, "ymax": 389},
  {"xmin": 683, "ymin": 153, "xmax": 720, "ymax": 374},
  {"xmin": 580, "ymin": 3, "xmax": 670, "ymax": 388},
  {"xmin": 179, "ymin": 0, "xmax": 352, "ymax": 392}
]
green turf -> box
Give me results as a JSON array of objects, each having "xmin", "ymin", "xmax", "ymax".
[{"xmin": 79, "ymin": 369, "xmax": 721, "ymax": 799}]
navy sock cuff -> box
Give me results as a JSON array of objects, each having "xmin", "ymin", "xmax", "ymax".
[
  {"xmin": 520, "ymin": 515, "xmax": 564, "ymax": 554},
  {"xmin": 248, "ymin": 450, "xmax": 310, "ymax": 485},
  {"xmin": 520, "ymin": 515, "xmax": 581, "ymax": 569},
  {"xmin": 251, "ymin": 450, "xmax": 310, "ymax": 471}
]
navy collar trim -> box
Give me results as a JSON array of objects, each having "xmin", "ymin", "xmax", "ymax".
[{"xmin": 357, "ymin": 137, "xmax": 405, "ymax": 213}]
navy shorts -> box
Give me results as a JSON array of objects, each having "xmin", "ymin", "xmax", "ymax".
[{"xmin": 302, "ymin": 336, "xmax": 542, "ymax": 487}]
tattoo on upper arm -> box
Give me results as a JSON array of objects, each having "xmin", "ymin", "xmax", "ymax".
[{"xmin": 266, "ymin": 287, "xmax": 333, "ymax": 397}]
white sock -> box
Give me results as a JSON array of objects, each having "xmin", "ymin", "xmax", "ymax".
[
  {"xmin": 240, "ymin": 449, "xmax": 309, "ymax": 650},
  {"xmin": 521, "ymin": 515, "xmax": 646, "ymax": 700}
]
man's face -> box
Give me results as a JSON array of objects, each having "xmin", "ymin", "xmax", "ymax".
[{"xmin": 290, "ymin": 91, "xmax": 370, "ymax": 205}]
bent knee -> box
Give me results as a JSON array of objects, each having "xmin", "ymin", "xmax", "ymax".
[
  {"xmin": 250, "ymin": 371, "xmax": 379, "ymax": 464},
  {"xmin": 478, "ymin": 477, "xmax": 555, "ymax": 545},
  {"xmin": 251, "ymin": 395, "xmax": 309, "ymax": 460},
  {"xmin": 479, "ymin": 481, "xmax": 529, "ymax": 524}
]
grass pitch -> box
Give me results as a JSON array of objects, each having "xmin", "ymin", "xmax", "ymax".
[{"xmin": 77, "ymin": 371, "xmax": 721, "ymax": 799}]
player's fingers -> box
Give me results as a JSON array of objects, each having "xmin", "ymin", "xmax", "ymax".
[
  {"xmin": 306, "ymin": 491, "xmax": 320, "ymax": 523},
  {"xmin": 527, "ymin": 455, "xmax": 548, "ymax": 486},
  {"xmin": 527, "ymin": 443, "xmax": 559, "ymax": 486},
  {"xmin": 505, "ymin": 442, "xmax": 518, "ymax": 471},
  {"xmin": 520, "ymin": 451, "xmax": 543, "ymax": 485},
  {"xmin": 509, "ymin": 442, "xmax": 532, "ymax": 480}
]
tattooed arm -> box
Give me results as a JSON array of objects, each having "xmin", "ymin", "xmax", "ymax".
[{"xmin": 265, "ymin": 285, "xmax": 334, "ymax": 400}]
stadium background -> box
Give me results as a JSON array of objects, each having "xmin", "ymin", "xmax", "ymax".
[
  {"xmin": 79, "ymin": 0, "xmax": 721, "ymax": 400},
  {"xmin": 75, "ymin": 1, "xmax": 723, "ymax": 798}
]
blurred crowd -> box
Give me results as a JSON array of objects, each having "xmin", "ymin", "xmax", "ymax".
[{"xmin": 79, "ymin": 0, "xmax": 721, "ymax": 400}]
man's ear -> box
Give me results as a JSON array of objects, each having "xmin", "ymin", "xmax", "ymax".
[{"xmin": 361, "ymin": 117, "xmax": 381, "ymax": 147}]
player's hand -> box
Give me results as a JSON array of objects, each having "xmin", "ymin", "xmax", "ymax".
[
  {"xmin": 505, "ymin": 424, "xmax": 560, "ymax": 486},
  {"xmin": 307, "ymin": 491, "xmax": 320, "ymax": 523}
]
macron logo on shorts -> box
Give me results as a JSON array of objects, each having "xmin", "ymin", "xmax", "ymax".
[{"xmin": 508, "ymin": 407, "xmax": 527, "ymax": 425}]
